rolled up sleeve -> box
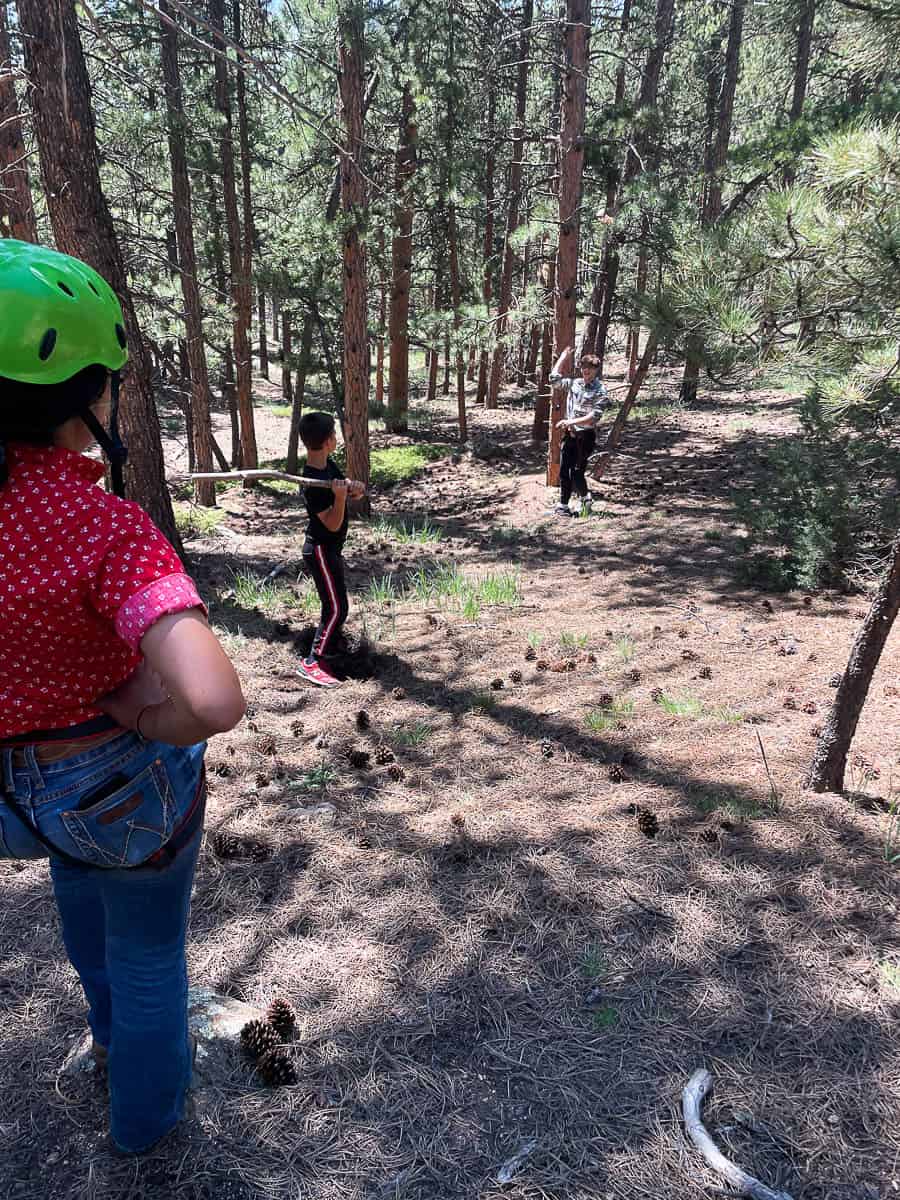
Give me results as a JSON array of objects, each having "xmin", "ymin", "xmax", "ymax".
[{"xmin": 89, "ymin": 501, "xmax": 206, "ymax": 651}]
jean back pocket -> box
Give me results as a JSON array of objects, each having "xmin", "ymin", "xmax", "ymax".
[{"xmin": 59, "ymin": 759, "xmax": 176, "ymax": 868}]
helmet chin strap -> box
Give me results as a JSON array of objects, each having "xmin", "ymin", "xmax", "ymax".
[{"xmin": 78, "ymin": 371, "xmax": 128, "ymax": 497}]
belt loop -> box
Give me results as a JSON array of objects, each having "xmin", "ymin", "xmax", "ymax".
[
  {"xmin": 1, "ymin": 749, "xmax": 15, "ymax": 796},
  {"xmin": 23, "ymin": 745, "xmax": 45, "ymax": 792}
]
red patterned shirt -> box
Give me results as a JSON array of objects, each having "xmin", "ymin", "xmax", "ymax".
[{"xmin": 0, "ymin": 443, "xmax": 204, "ymax": 737}]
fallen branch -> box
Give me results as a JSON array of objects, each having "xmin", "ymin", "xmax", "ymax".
[
  {"xmin": 682, "ymin": 1069, "xmax": 794, "ymax": 1200},
  {"xmin": 186, "ymin": 469, "xmax": 335, "ymax": 490}
]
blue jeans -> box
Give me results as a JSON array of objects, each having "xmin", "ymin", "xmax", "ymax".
[{"xmin": 0, "ymin": 733, "xmax": 206, "ymax": 1153}]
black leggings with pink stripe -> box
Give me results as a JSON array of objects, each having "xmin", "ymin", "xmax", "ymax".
[{"xmin": 303, "ymin": 541, "xmax": 349, "ymax": 661}]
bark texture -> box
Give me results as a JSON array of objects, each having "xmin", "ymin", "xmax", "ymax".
[
  {"xmin": 0, "ymin": 1, "xmax": 37, "ymax": 241},
  {"xmin": 159, "ymin": 0, "xmax": 215, "ymax": 507},
  {"xmin": 807, "ymin": 537, "xmax": 900, "ymax": 792},
  {"xmin": 547, "ymin": 0, "xmax": 590, "ymax": 486},
  {"xmin": 18, "ymin": 0, "xmax": 180, "ymax": 547},
  {"xmin": 338, "ymin": 5, "xmax": 370, "ymax": 509}
]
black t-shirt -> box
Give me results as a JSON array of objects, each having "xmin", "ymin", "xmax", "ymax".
[{"xmin": 303, "ymin": 459, "xmax": 348, "ymax": 549}]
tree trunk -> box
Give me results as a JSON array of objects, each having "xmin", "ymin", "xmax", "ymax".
[
  {"xmin": 591, "ymin": 336, "xmax": 658, "ymax": 477},
  {"xmin": 628, "ymin": 228, "xmax": 650, "ymax": 382},
  {"xmin": 159, "ymin": 0, "xmax": 216, "ymax": 507},
  {"xmin": 210, "ymin": 0, "xmax": 256, "ymax": 470},
  {"xmin": 533, "ymin": 247, "xmax": 556, "ymax": 442},
  {"xmin": 547, "ymin": 0, "xmax": 590, "ymax": 486},
  {"xmin": 286, "ymin": 310, "xmax": 315, "ymax": 474},
  {"xmin": 18, "ymin": 0, "xmax": 180, "ymax": 549},
  {"xmin": 387, "ymin": 81, "xmax": 416, "ymax": 434},
  {"xmin": 427, "ymin": 336, "xmax": 439, "ymax": 404},
  {"xmin": 338, "ymin": 5, "xmax": 370, "ymax": 512},
  {"xmin": 258, "ymin": 290, "xmax": 269, "ymax": 378},
  {"xmin": 783, "ymin": 0, "xmax": 815, "ymax": 185},
  {"xmin": 680, "ymin": 0, "xmax": 744, "ymax": 402},
  {"xmin": 487, "ymin": 0, "xmax": 532, "ymax": 410},
  {"xmin": 591, "ymin": 0, "xmax": 675, "ymax": 368},
  {"xmin": 705, "ymin": 0, "xmax": 745, "ymax": 222},
  {"xmin": 445, "ymin": 1, "xmax": 467, "ymax": 442},
  {"xmin": 0, "ymin": 1, "xmax": 37, "ymax": 241},
  {"xmin": 807, "ymin": 537, "xmax": 900, "ymax": 792}
]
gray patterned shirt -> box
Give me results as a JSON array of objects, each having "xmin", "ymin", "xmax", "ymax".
[{"xmin": 548, "ymin": 372, "xmax": 608, "ymax": 425}]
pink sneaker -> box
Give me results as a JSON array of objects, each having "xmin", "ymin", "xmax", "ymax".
[{"xmin": 297, "ymin": 659, "xmax": 341, "ymax": 688}]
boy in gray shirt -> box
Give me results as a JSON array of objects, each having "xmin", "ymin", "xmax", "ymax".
[{"xmin": 548, "ymin": 345, "xmax": 607, "ymax": 514}]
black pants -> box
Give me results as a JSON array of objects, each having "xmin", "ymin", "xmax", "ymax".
[
  {"xmin": 303, "ymin": 541, "xmax": 349, "ymax": 660},
  {"xmin": 560, "ymin": 429, "xmax": 596, "ymax": 504}
]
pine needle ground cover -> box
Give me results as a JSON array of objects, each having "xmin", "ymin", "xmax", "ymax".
[{"xmin": 1, "ymin": 364, "xmax": 898, "ymax": 1200}]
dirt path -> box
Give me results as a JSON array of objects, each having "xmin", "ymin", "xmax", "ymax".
[{"xmin": 1, "ymin": 364, "xmax": 898, "ymax": 1200}]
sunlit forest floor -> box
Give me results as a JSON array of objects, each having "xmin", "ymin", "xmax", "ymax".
[{"xmin": 2, "ymin": 356, "xmax": 898, "ymax": 1199}]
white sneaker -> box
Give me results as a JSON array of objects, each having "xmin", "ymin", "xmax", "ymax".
[{"xmin": 554, "ymin": 502, "xmax": 572, "ymax": 516}]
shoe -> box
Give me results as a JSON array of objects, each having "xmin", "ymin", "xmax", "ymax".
[
  {"xmin": 297, "ymin": 659, "xmax": 341, "ymax": 688},
  {"xmin": 554, "ymin": 502, "xmax": 572, "ymax": 516}
]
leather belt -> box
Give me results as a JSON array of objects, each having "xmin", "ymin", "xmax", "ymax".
[{"xmin": 0, "ymin": 728, "xmax": 125, "ymax": 769}]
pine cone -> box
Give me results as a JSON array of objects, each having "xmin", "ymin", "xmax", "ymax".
[
  {"xmin": 783, "ymin": 697, "xmax": 797, "ymax": 710},
  {"xmin": 540, "ymin": 740, "xmax": 554, "ymax": 758},
  {"xmin": 255, "ymin": 733, "xmax": 278, "ymax": 756},
  {"xmin": 391, "ymin": 686, "xmax": 407, "ymax": 700},
  {"xmin": 677, "ymin": 628, "xmax": 689, "ymax": 639},
  {"xmin": 636, "ymin": 808, "xmax": 659, "ymax": 838},
  {"xmin": 387, "ymin": 763, "xmax": 405, "ymax": 781},
  {"xmin": 802, "ymin": 701, "xmax": 817, "ymax": 715},
  {"xmin": 828, "ymin": 673, "xmax": 842, "ymax": 688},
  {"xmin": 291, "ymin": 719, "xmax": 304, "ymax": 737},
  {"xmin": 549, "ymin": 658, "xmax": 576, "ymax": 673},
  {"xmin": 256, "ymin": 1048, "xmax": 297, "ymax": 1087},
  {"xmin": 628, "ymin": 668, "xmax": 641, "ymax": 683},
  {"xmin": 597, "ymin": 692, "xmax": 614, "ymax": 710},
  {"xmin": 681, "ymin": 649, "xmax": 697, "ymax": 662},
  {"xmin": 524, "ymin": 646, "xmax": 537, "ymax": 661},
  {"xmin": 802, "ymin": 595, "xmax": 813, "ymax": 608},
  {"xmin": 536, "ymin": 659, "xmax": 549, "ymax": 671},
  {"xmin": 490, "ymin": 678, "xmax": 504, "ymax": 690},
  {"xmin": 650, "ymin": 687, "xmax": 663, "ymax": 702},
  {"xmin": 608, "ymin": 763, "xmax": 626, "ymax": 783},
  {"xmin": 240, "ymin": 1019, "xmax": 279, "ymax": 1059},
  {"xmin": 255, "ymin": 772, "xmax": 269, "ymax": 789},
  {"xmin": 209, "ymin": 830, "xmax": 243, "ymax": 860},
  {"xmin": 348, "ymin": 748, "xmax": 371, "ymax": 769},
  {"xmin": 698, "ymin": 666, "xmax": 712, "ymax": 680},
  {"xmin": 211, "ymin": 762, "xmax": 232, "ymax": 778},
  {"xmin": 266, "ymin": 998, "xmax": 296, "ymax": 1039},
  {"xmin": 810, "ymin": 724, "xmax": 822, "ymax": 738},
  {"xmin": 356, "ymin": 710, "xmax": 371, "ymax": 731},
  {"xmin": 510, "ymin": 670, "xmax": 523, "ymax": 684},
  {"xmin": 374, "ymin": 745, "xmax": 394, "ymax": 765},
  {"xmin": 245, "ymin": 703, "xmax": 259, "ymax": 720}
]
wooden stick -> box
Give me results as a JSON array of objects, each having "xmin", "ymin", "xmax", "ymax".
[
  {"xmin": 682, "ymin": 1069, "xmax": 794, "ymax": 1200},
  {"xmin": 187, "ymin": 469, "xmax": 336, "ymax": 490}
]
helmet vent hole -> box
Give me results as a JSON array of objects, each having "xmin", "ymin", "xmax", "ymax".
[
  {"xmin": 38, "ymin": 329, "xmax": 58, "ymax": 361},
  {"xmin": 115, "ymin": 323, "xmax": 127, "ymax": 349},
  {"xmin": 57, "ymin": 281, "xmax": 75, "ymax": 298},
  {"xmin": 87, "ymin": 281, "xmax": 100, "ymax": 296}
]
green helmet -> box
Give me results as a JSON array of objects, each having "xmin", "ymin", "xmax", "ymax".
[{"xmin": 0, "ymin": 239, "xmax": 128, "ymax": 385}]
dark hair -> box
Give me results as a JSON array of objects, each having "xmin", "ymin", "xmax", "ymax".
[
  {"xmin": 0, "ymin": 364, "xmax": 108, "ymax": 486},
  {"xmin": 298, "ymin": 411, "xmax": 336, "ymax": 451},
  {"xmin": 580, "ymin": 354, "xmax": 600, "ymax": 369}
]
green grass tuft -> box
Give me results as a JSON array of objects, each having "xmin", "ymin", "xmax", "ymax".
[
  {"xmin": 174, "ymin": 502, "xmax": 226, "ymax": 538},
  {"xmin": 390, "ymin": 721, "xmax": 434, "ymax": 748},
  {"xmin": 231, "ymin": 569, "xmax": 294, "ymax": 616},
  {"xmin": 656, "ymin": 693, "xmax": 703, "ymax": 717}
]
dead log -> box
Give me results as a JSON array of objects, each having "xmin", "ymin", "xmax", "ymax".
[
  {"xmin": 682, "ymin": 1069, "xmax": 794, "ymax": 1200},
  {"xmin": 187, "ymin": 469, "xmax": 339, "ymax": 490}
]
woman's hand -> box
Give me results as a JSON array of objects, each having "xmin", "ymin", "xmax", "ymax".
[{"xmin": 97, "ymin": 661, "xmax": 170, "ymax": 730}]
